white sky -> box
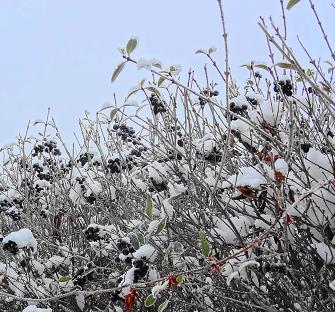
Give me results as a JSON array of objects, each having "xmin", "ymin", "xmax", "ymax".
[{"xmin": 0, "ymin": 0, "xmax": 334, "ymax": 145}]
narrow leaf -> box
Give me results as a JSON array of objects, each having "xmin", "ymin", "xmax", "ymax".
[
  {"xmin": 155, "ymin": 218, "xmax": 166, "ymax": 235},
  {"xmin": 146, "ymin": 86, "xmax": 160, "ymax": 97},
  {"xmin": 129, "ymin": 233, "xmax": 139, "ymax": 250},
  {"xmin": 195, "ymin": 49, "xmax": 206, "ymax": 55},
  {"xmin": 158, "ymin": 299, "xmax": 170, "ymax": 312},
  {"xmin": 157, "ymin": 76, "xmax": 165, "ymax": 87},
  {"xmin": 144, "ymin": 294, "xmax": 156, "ymax": 307},
  {"xmin": 176, "ymin": 275, "xmax": 183, "ymax": 284},
  {"xmin": 109, "ymin": 108, "xmax": 118, "ymax": 122},
  {"xmin": 254, "ymin": 63, "xmax": 270, "ymax": 71},
  {"xmin": 59, "ymin": 276, "xmax": 70, "ymax": 283},
  {"xmin": 146, "ymin": 197, "xmax": 153, "ymax": 219},
  {"xmin": 126, "ymin": 37, "xmax": 138, "ymax": 54},
  {"xmin": 137, "ymin": 232, "xmax": 144, "ymax": 244},
  {"xmin": 287, "ymin": 0, "xmax": 301, "ymax": 10},
  {"xmin": 200, "ymin": 230, "xmax": 210, "ymax": 257},
  {"xmin": 111, "ymin": 61, "xmax": 127, "ymax": 82},
  {"xmin": 275, "ymin": 61, "xmax": 296, "ymax": 70}
]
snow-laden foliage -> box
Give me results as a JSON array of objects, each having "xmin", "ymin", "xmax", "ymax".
[{"xmin": 0, "ymin": 2, "xmax": 335, "ymax": 312}]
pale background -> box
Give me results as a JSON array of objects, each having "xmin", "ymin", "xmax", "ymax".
[{"xmin": 0, "ymin": 0, "xmax": 334, "ymax": 145}]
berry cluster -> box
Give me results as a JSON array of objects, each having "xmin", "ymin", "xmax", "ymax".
[
  {"xmin": 148, "ymin": 178, "xmax": 168, "ymax": 193},
  {"xmin": 0, "ymin": 195, "xmax": 24, "ymax": 220},
  {"xmin": 78, "ymin": 152, "xmax": 94, "ymax": 167},
  {"xmin": 115, "ymin": 238, "xmax": 135, "ymax": 264},
  {"xmin": 149, "ymin": 93, "xmax": 166, "ymax": 115},
  {"xmin": 73, "ymin": 262, "xmax": 94, "ymax": 287},
  {"xmin": 132, "ymin": 258, "xmax": 149, "ymax": 283},
  {"xmin": 273, "ymin": 79, "xmax": 293, "ymax": 96},
  {"xmin": 32, "ymin": 140, "xmax": 61, "ymax": 157},
  {"xmin": 84, "ymin": 226, "xmax": 101, "ymax": 241},
  {"xmin": 3, "ymin": 240, "xmax": 19, "ymax": 254},
  {"xmin": 300, "ymin": 142, "xmax": 311, "ymax": 153},
  {"xmin": 113, "ymin": 123, "xmax": 136, "ymax": 142},
  {"xmin": 228, "ymin": 101, "xmax": 248, "ymax": 120},
  {"xmin": 5, "ymin": 207, "xmax": 21, "ymax": 221},
  {"xmin": 246, "ymin": 96, "xmax": 259, "ymax": 106},
  {"xmin": 107, "ymin": 158, "xmax": 121, "ymax": 174},
  {"xmin": 199, "ymin": 89, "xmax": 219, "ymax": 106},
  {"xmin": 203, "ymin": 146, "xmax": 222, "ymax": 163}
]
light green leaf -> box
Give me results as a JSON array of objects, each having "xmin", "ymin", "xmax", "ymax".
[
  {"xmin": 287, "ymin": 0, "xmax": 301, "ymax": 10},
  {"xmin": 129, "ymin": 233, "xmax": 139, "ymax": 250},
  {"xmin": 157, "ymin": 76, "xmax": 165, "ymax": 87},
  {"xmin": 200, "ymin": 230, "xmax": 210, "ymax": 257},
  {"xmin": 59, "ymin": 276, "xmax": 70, "ymax": 283},
  {"xmin": 275, "ymin": 61, "xmax": 296, "ymax": 70},
  {"xmin": 146, "ymin": 86, "xmax": 161, "ymax": 97},
  {"xmin": 240, "ymin": 63, "xmax": 252, "ymax": 70},
  {"xmin": 144, "ymin": 294, "xmax": 156, "ymax": 307},
  {"xmin": 176, "ymin": 275, "xmax": 183, "ymax": 284},
  {"xmin": 146, "ymin": 197, "xmax": 153, "ymax": 219},
  {"xmin": 109, "ymin": 108, "xmax": 118, "ymax": 122},
  {"xmin": 126, "ymin": 37, "xmax": 138, "ymax": 54},
  {"xmin": 137, "ymin": 232, "xmax": 144, "ymax": 244},
  {"xmin": 208, "ymin": 47, "xmax": 217, "ymax": 54},
  {"xmin": 254, "ymin": 63, "xmax": 270, "ymax": 71},
  {"xmin": 158, "ymin": 299, "xmax": 170, "ymax": 312},
  {"xmin": 195, "ymin": 49, "xmax": 206, "ymax": 55},
  {"xmin": 111, "ymin": 61, "xmax": 127, "ymax": 82},
  {"xmin": 155, "ymin": 218, "xmax": 166, "ymax": 235}
]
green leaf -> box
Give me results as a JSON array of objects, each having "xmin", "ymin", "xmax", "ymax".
[
  {"xmin": 155, "ymin": 218, "xmax": 166, "ymax": 235},
  {"xmin": 200, "ymin": 230, "xmax": 210, "ymax": 257},
  {"xmin": 158, "ymin": 299, "xmax": 170, "ymax": 312},
  {"xmin": 240, "ymin": 63, "xmax": 252, "ymax": 70},
  {"xmin": 144, "ymin": 294, "xmax": 156, "ymax": 307},
  {"xmin": 59, "ymin": 276, "xmax": 70, "ymax": 283},
  {"xmin": 254, "ymin": 63, "xmax": 270, "ymax": 71},
  {"xmin": 146, "ymin": 86, "xmax": 160, "ymax": 97},
  {"xmin": 126, "ymin": 37, "xmax": 138, "ymax": 54},
  {"xmin": 109, "ymin": 108, "xmax": 118, "ymax": 122},
  {"xmin": 287, "ymin": 0, "xmax": 301, "ymax": 10},
  {"xmin": 137, "ymin": 232, "xmax": 144, "ymax": 244},
  {"xmin": 129, "ymin": 233, "xmax": 139, "ymax": 250},
  {"xmin": 208, "ymin": 47, "xmax": 216, "ymax": 54},
  {"xmin": 157, "ymin": 76, "xmax": 165, "ymax": 87},
  {"xmin": 111, "ymin": 61, "xmax": 127, "ymax": 82},
  {"xmin": 275, "ymin": 61, "xmax": 296, "ymax": 70},
  {"xmin": 146, "ymin": 197, "xmax": 153, "ymax": 219},
  {"xmin": 195, "ymin": 49, "xmax": 206, "ymax": 55},
  {"xmin": 176, "ymin": 275, "xmax": 183, "ymax": 284}
]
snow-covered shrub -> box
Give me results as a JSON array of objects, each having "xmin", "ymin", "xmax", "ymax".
[{"xmin": 0, "ymin": 1, "xmax": 334, "ymax": 311}]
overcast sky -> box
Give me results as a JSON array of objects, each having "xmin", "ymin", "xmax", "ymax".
[{"xmin": 0, "ymin": 0, "xmax": 334, "ymax": 146}]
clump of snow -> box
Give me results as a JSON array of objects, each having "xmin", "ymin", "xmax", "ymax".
[
  {"xmin": 254, "ymin": 214, "xmax": 277, "ymax": 230},
  {"xmin": 230, "ymin": 95, "xmax": 249, "ymax": 109},
  {"xmin": 3, "ymin": 228, "xmax": 37, "ymax": 254},
  {"xmin": 211, "ymin": 216, "xmax": 251, "ymax": 245},
  {"xmin": 314, "ymin": 242, "xmax": 335, "ymax": 264},
  {"xmin": 133, "ymin": 244, "xmax": 157, "ymax": 262},
  {"xmin": 249, "ymin": 100, "xmax": 283, "ymax": 127},
  {"xmin": 304, "ymin": 148, "xmax": 333, "ymax": 180},
  {"xmin": 45, "ymin": 256, "xmax": 70, "ymax": 269},
  {"xmin": 274, "ymin": 159, "xmax": 288, "ymax": 175},
  {"xmin": 22, "ymin": 306, "xmax": 52, "ymax": 312},
  {"xmin": 226, "ymin": 166, "xmax": 267, "ymax": 189}
]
